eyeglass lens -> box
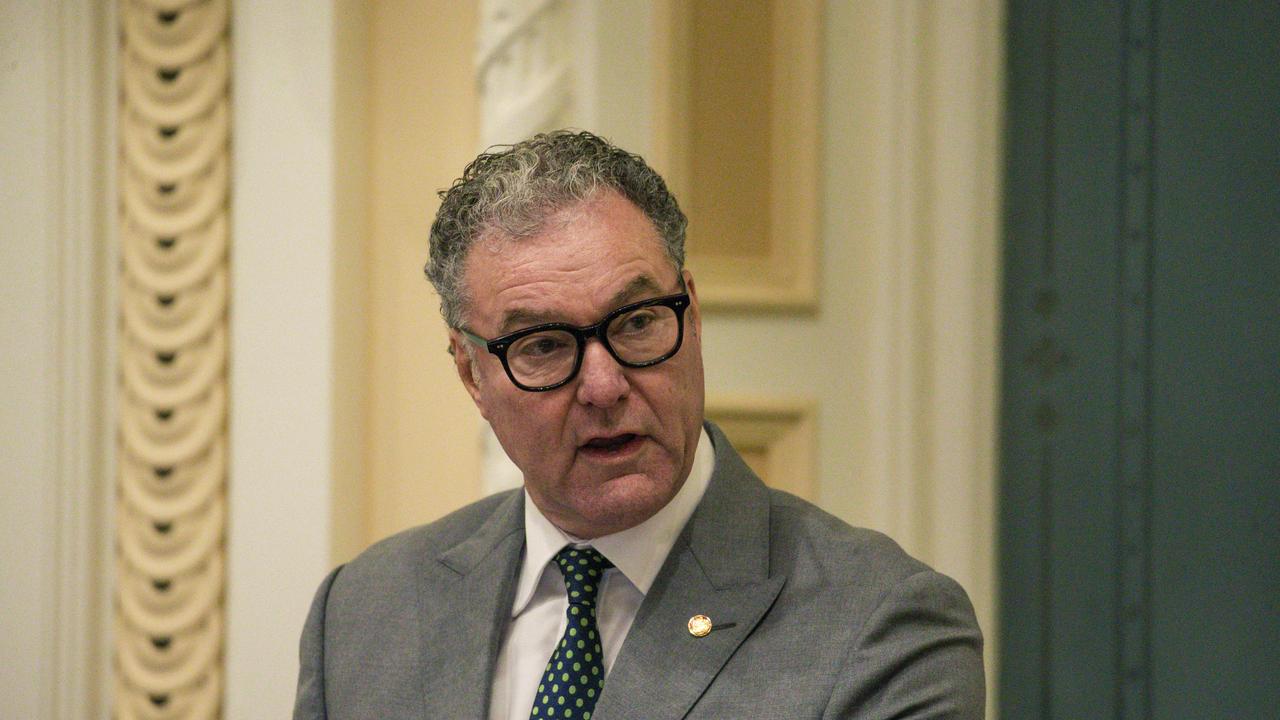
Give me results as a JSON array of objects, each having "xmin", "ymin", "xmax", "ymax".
[{"xmin": 505, "ymin": 304, "xmax": 681, "ymax": 387}]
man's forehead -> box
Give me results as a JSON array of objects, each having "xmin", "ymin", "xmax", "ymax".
[
  {"xmin": 472, "ymin": 190, "xmax": 619, "ymax": 251},
  {"xmin": 496, "ymin": 273, "xmax": 669, "ymax": 333}
]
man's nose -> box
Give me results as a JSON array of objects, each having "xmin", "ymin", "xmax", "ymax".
[{"xmin": 575, "ymin": 339, "xmax": 629, "ymax": 407}]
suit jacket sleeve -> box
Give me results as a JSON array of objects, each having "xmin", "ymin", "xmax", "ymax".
[
  {"xmin": 824, "ymin": 569, "xmax": 985, "ymax": 719},
  {"xmin": 293, "ymin": 565, "xmax": 343, "ymax": 720}
]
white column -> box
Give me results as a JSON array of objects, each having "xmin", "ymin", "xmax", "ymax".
[
  {"xmin": 0, "ymin": 1, "xmax": 114, "ymax": 717},
  {"xmin": 225, "ymin": 1, "xmax": 367, "ymax": 717}
]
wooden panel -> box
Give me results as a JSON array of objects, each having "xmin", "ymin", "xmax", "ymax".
[
  {"xmin": 653, "ymin": 0, "xmax": 821, "ymax": 312},
  {"xmin": 706, "ymin": 397, "xmax": 816, "ymax": 501},
  {"xmin": 687, "ymin": 2, "xmax": 773, "ymax": 258}
]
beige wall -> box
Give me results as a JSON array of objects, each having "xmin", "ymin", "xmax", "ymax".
[{"xmin": 363, "ymin": 0, "xmax": 485, "ymax": 546}]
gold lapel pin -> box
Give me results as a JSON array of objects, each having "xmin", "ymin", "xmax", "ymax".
[{"xmin": 687, "ymin": 614, "xmax": 712, "ymax": 637}]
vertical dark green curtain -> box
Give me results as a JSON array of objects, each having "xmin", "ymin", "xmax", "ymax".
[{"xmin": 999, "ymin": 2, "xmax": 1279, "ymax": 718}]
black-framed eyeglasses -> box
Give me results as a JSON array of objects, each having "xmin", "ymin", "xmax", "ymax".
[{"xmin": 458, "ymin": 288, "xmax": 692, "ymax": 392}]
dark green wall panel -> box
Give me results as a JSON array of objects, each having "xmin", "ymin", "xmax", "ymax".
[
  {"xmin": 1146, "ymin": 3, "xmax": 1280, "ymax": 717},
  {"xmin": 1000, "ymin": 2, "xmax": 1279, "ymax": 718}
]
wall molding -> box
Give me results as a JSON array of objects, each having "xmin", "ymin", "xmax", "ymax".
[
  {"xmin": 855, "ymin": 2, "xmax": 1003, "ymax": 713},
  {"xmin": 0, "ymin": 0, "xmax": 118, "ymax": 716},
  {"xmin": 52, "ymin": 0, "xmax": 116, "ymax": 716},
  {"xmin": 652, "ymin": 0, "xmax": 822, "ymax": 312},
  {"xmin": 1116, "ymin": 3, "xmax": 1156, "ymax": 715}
]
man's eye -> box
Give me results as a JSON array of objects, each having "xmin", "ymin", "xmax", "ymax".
[
  {"xmin": 618, "ymin": 310, "xmax": 656, "ymax": 333},
  {"xmin": 517, "ymin": 335, "xmax": 570, "ymax": 358}
]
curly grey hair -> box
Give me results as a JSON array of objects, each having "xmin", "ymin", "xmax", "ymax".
[{"xmin": 425, "ymin": 130, "xmax": 688, "ymax": 329}]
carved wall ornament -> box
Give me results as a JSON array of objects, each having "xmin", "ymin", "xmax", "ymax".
[
  {"xmin": 117, "ymin": 0, "xmax": 230, "ymax": 716},
  {"xmin": 476, "ymin": 0, "xmax": 573, "ymax": 147}
]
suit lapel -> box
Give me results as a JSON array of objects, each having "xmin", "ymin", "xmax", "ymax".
[
  {"xmin": 593, "ymin": 424, "xmax": 786, "ymax": 720},
  {"xmin": 418, "ymin": 491, "xmax": 525, "ymax": 719}
]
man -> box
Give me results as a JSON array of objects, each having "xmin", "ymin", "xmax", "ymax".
[{"xmin": 293, "ymin": 131, "xmax": 984, "ymax": 719}]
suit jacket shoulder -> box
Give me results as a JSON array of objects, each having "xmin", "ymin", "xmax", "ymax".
[
  {"xmin": 594, "ymin": 423, "xmax": 984, "ymax": 719},
  {"xmin": 336, "ymin": 488, "xmax": 521, "ymax": 590},
  {"xmin": 294, "ymin": 489, "xmax": 526, "ymax": 719},
  {"xmin": 765, "ymin": 485, "xmax": 932, "ymax": 615},
  {"xmin": 766, "ymin": 487, "xmax": 984, "ymax": 718}
]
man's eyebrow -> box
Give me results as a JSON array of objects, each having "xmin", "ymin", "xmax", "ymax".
[
  {"xmin": 606, "ymin": 275, "xmax": 665, "ymax": 308},
  {"xmin": 496, "ymin": 275, "xmax": 669, "ymax": 334},
  {"xmin": 498, "ymin": 307, "xmax": 557, "ymax": 334}
]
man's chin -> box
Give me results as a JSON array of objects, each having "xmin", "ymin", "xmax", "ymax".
[{"xmin": 561, "ymin": 471, "xmax": 682, "ymax": 537}]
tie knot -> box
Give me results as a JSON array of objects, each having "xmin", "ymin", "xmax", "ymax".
[{"xmin": 554, "ymin": 546, "xmax": 612, "ymax": 606}]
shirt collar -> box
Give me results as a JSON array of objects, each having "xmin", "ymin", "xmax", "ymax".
[{"xmin": 511, "ymin": 426, "xmax": 715, "ymax": 617}]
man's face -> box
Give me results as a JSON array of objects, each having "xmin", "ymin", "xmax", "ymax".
[{"xmin": 451, "ymin": 190, "xmax": 704, "ymax": 539}]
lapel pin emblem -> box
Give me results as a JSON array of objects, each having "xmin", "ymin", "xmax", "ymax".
[{"xmin": 688, "ymin": 614, "xmax": 712, "ymax": 637}]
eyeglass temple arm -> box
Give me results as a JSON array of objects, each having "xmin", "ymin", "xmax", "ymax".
[{"xmin": 448, "ymin": 327, "xmax": 490, "ymax": 356}]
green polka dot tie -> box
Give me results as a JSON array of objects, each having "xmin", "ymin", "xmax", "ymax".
[{"xmin": 529, "ymin": 546, "xmax": 613, "ymax": 719}]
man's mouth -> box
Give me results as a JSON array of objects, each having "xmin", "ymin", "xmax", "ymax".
[{"xmin": 579, "ymin": 433, "xmax": 643, "ymax": 457}]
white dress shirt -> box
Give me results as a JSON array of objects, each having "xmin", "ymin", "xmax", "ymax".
[{"xmin": 487, "ymin": 428, "xmax": 715, "ymax": 720}]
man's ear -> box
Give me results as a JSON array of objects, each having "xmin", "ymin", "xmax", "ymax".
[
  {"xmin": 449, "ymin": 331, "xmax": 488, "ymax": 419},
  {"xmin": 682, "ymin": 269, "xmax": 701, "ymax": 336}
]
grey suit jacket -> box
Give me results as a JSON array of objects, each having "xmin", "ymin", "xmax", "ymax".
[{"xmin": 293, "ymin": 423, "xmax": 984, "ymax": 718}]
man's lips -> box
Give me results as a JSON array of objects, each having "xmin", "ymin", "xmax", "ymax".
[{"xmin": 578, "ymin": 433, "xmax": 644, "ymax": 457}]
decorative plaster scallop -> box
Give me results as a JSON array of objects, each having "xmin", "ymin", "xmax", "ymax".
[{"xmin": 117, "ymin": 0, "xmax": 229, "ymax": 716}]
